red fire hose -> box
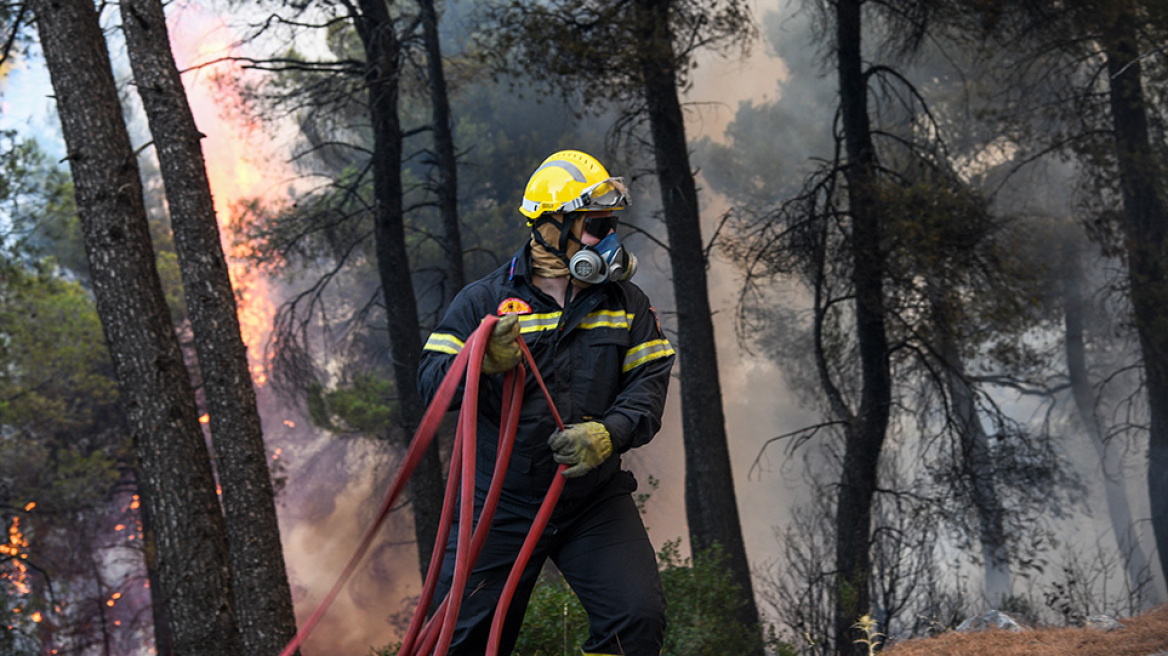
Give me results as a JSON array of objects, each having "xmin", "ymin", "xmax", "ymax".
[{"xmin": 277, "ymin": 315, "xmax": 566, "ymax": 656}]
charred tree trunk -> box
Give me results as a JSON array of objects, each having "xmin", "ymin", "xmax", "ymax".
[
  {"xmin": 1102, "ymin": 8, "xmax": 1168, "ymax": 592},
  {"xmin": 417, "ymin": 0, "xmax": 465, "ymax": 307},
  {"xmin": 119, "ymin": 0, "xmax": 299, "ymax": 651},
  {"xmin": 834, "ymin": 0, "xmax": 892, "ymax": 652},
  {"xmin": 28, "ymin": 0, "xmax": 240, "ymax": 652},
  {"xmin": 1062, "ymin": 238, "xmax": 1161, "ymax": 604},
  {"xmin": 353, "ymin": 0, "xmax": 445, "ymax": 579},
  {"xmin": 632, "ymin": 0, "xmax": 763, "ymax": 647}
]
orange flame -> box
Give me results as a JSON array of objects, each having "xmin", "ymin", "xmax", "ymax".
[{"xmin": 169, "ymin": 8, "xmax": 285, "ymax": 385}]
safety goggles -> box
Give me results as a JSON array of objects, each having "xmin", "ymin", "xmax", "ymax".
[
  {"xmin": 583, "ymin": 214, "xmax": 619, "ymax": 238},
  {"xmin": 558, "ymin": 177, "xmax": 630, "ymax": 213}
]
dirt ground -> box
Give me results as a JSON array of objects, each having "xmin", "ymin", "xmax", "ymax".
[{"xmin": 881, "ymin": 604, "xmax": 1168, "ymax": 656}]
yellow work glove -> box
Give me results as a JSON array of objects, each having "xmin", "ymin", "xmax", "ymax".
[
  {"xmin": 482, "ymin": 314, "xmax": 521, "ymax": 375},
  {"xmin": 547, "ymin": 421, "xmax": 613, "ymax": 479}
]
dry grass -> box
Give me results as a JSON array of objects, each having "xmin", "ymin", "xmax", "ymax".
[{"xmin": 882, "ymin": 604, "xmax": 1168, "ymax": 656}]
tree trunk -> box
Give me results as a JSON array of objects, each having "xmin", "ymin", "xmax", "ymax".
[
  {"xmin": 29, "ymin": 0, "xmax": 240, "ymax": 653},
  {"xmin": 834, "ymin": 0, "xmax": 893, "ymax": 652},
  {"xmin": 1063, "ymin": 231, "xmax": 1162, "ymax": 604},
  {"xmin": 632, "ymin": 0, "xmax": 763, "ymax": 648},
  {"xmin": 1102, "ymin": 8, "xmax": 1168, "ymax": 593},
  {"xmin": 931, "ymin": 291, "xmax": 1011, "ymax": 604},
  {"xmin": 417, "ymin": 0, "xmax": 465, "ymax": 307},
  {"xmin": 119, "ymin": 0, "xmax": 300, "ymax": 651},
  {"xmin": 353, "ymin": 0, "xmax": 445, "ymax": 579},
  {"xmin": 137, "ymin": 486, "xmax": 174, "ymax": 654}
]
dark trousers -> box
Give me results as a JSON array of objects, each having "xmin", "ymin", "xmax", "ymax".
[{"xmin": 431, "ymin": 474, "xmax": 666, "ymax": 655}]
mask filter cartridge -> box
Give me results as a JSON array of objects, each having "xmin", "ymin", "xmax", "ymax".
[{"xmin": 569, "ymin": 232, "xmax": 638, "ymax": 284}]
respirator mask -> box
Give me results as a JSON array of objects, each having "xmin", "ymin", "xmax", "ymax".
[{"xmin": 569, "ymin": 231, "xmax": 638, "ymax": 284}]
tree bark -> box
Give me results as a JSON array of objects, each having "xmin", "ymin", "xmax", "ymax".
[
  {"xmin": 417, "ymin": 0, "xmax": 465, "ymax": 307},
  {"xmin": 137, "ymin": 486, "xmax": 174, "ymax": 654},
  {"xmin": 834, "ymin": 0, "xmax": 893, "ymax": 652},
  {"xmin": 28, "ymin": 0, "xmax": 240, "ymax": 653},
  {"xmin": 352, "ymin": 0, "xmax": 445, "ymax": 579},
  {"xmin": 631, "ymin": 0, "xmax": 763, "ymax": 647},
  {"xmin": 1102, "ymin": 6, "xmax": 1168, "ymax": 592},
  {"xmin": 119, "ymin": 0, "xmax": 300, "ymax": 651}
]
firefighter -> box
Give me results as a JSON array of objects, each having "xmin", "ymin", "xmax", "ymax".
[{"xmin": 418, "ymin": 149, "xmax": 675, "ymax": 655}]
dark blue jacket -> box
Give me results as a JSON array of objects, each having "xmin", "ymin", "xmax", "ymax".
[{"xmin": 418, "ymin": 245, "xmax": 675, "ymax": 517}]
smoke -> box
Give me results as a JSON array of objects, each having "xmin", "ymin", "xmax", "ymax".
[
  {"xmin": 163, "ymin": 0, "xmax": 1168, "ymax": 651},
  {"xmin": 167, "ymin": 7, "xmax": 425, "ymax": 652},
  {"xmin": 677, "ymin": 0, "xmax": 1168, "ymax": 618}
]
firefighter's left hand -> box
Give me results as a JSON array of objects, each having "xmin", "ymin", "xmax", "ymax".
[
  {"xmin": 482, "ymin": 314, "xmax": 521, "ymax": 375},
  {"xmin": 548, "ymin": 421, "xmax": 613, "ymax": 478}
]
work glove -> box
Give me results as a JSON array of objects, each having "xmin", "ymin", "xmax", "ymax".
[
  {"xmin": 547, "ymin": 421, "xmax": 613, "ymax": 479},
  {"xmin": 482, "ymin": 314, "xmax": 521, "ymax": 375}
]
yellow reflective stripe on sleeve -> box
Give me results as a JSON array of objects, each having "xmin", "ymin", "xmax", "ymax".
[
  {"xmin": 579, "ymin": 309, "xmax": 631, "ymax": 330},
  {"xmin": 423, "ymin": 332, "xmax": 464, "ymax": 355},
  {"xmin": 622, "ymin": 338, "xmax": 675, "ymax": 373},
  {"xmin": 519, "ymin": 312, "xmax": 561, "ymax": 334}
]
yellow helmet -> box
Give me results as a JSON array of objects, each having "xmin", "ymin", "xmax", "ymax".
[{"xmin": 519, "ymin": 150, "xmax": 629, "ymax": 222}]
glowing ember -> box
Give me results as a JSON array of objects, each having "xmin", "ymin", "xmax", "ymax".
[
  {"xmin": 130, "ymin": 495, "xmax": 140, "ymax": 510},
  {"xmin": 283, "ymin": 420, "xmax": 295, "ymax": 428},
  {"xmin": 199, "ymin": 413, "xmax": 210, "ymax": 424},
  {"xmin": 23, "ymin": 502, "xmax": 35, "ymax": 512},
  {"xmin": 114, "ymin": 524, "xmax": 126, "ymax": 531},
  {"xmin": 1, "ymin": 516, "xmax": 31, "ymax": 595},
  {"xmin": 31, "ymin": 611, "xmax": 41, "ymax": 623},
  {"xmin": 272, "ymin": 448, "xmax": 283, "ymax": 461}
]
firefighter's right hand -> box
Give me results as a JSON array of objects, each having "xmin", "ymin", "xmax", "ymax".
[{"xmin": 482, "ymin": 314, "xmax": 521, "ymax": 375}]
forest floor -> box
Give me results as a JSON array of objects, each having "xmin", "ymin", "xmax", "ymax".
[{"xmin": 881, "ymin": 604, "xmax": 1168, "ymax": 655}]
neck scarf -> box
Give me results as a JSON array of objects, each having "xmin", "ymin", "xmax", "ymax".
[{"xmin": 529, "ymin": 215, "xmax": 584, "ymax": 278}]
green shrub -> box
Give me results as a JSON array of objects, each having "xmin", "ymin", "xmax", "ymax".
[
  {"xmin": 512, "ymin": 571, "xmax": 591, "ymax": 656},
  {"xmin": 514, "ymin": 539, "xmax": 797, "ymax": 656},
  {"xmin": 378, "ymin": 540, "xmax": 799, "ymax": 655}
]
